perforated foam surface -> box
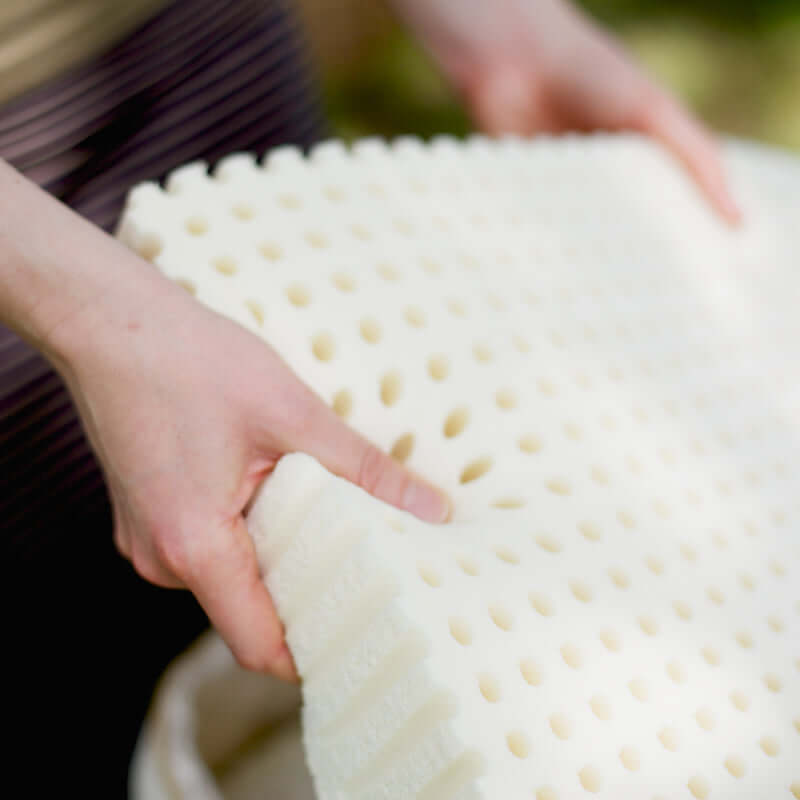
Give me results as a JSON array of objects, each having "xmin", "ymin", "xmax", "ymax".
[{"xmin": 118, "ymin": 134, "xmax": 800, "ymax": 800}]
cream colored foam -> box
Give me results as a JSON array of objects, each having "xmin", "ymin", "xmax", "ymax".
[{"xmin": 119, "ymin": 134, "xmax": 800, "ymax": 800}]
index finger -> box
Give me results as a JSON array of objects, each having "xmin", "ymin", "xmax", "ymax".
[{"xmin": 637, "ymin": 92, "xmax": 742, "ymax": 225}]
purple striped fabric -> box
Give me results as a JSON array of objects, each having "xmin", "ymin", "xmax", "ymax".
[{"xmin": 0, "ymin": 0, "xmax": 326, "ymax": 794}]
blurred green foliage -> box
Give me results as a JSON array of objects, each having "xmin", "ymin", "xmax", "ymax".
[
  {"xmin": 580, "ymin": 0, "xmax": 798, "ymax": 29},
  {"xmin": 324, "ymin": 0, "xmax": 800, "ymax": 152}
]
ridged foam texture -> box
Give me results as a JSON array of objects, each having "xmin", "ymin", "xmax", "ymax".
[{"xmin": 117, "ymin": 134, "xmax": 800, "ymax": 800}]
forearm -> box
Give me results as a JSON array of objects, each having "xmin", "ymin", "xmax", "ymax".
[{"xmin": 0, "ymin": 159, "xmax": 178, "ymax": 373}]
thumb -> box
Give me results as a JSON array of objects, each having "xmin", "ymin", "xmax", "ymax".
[{"xmin": 285, "ymin": 397, "xmax": 451, "ymax": 524}]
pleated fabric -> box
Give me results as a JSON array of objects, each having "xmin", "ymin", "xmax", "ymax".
[{"xmin": 0, "ymin": 1, "xmax": 327, "ymax": 794}]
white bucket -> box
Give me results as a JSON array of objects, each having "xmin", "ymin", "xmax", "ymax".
[{"xmin": 130, "ymin": 632, "xmax": 316, "ymax": 800}]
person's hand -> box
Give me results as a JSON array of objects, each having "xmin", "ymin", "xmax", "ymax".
[
  {"xmin": 392, "ymin": 0, "xmax": 740, "ymax": 223},
  {"xmin": 60, "ymin": 281, "xmax": 450, "ymax": 681},
  {"xmin": 0, "ymin": 162, "xmax": 450, "ymax": 681}
]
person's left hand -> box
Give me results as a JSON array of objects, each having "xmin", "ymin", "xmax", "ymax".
[{"xmin": 391, "ymin": 0, "xmax": 740, "ymax": 223}]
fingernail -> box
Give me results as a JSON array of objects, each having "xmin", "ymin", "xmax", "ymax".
[
  {"xmin": 724, "ymin": 196, "xmax": 743, "ymax": 226},
  {"xmin": 402, "ymin": 481, "xmax": 451, "ymax": 524},
  {"xmin": 274, "ymin": 644, "xmax": 298, "ymax": 683}
]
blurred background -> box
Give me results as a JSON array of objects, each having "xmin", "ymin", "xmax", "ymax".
[{"xmin": 294, "ymin": 0, "xmax": 800, "ymax": 150}]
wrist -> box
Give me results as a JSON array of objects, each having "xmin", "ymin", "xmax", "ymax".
[{"xmin": 0, "ymin": 160, "xmax": 183, "ymax": 377}]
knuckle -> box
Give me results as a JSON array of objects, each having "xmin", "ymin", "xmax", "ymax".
[
  {"xmin": 356, "ymin": 444, "xmax": 392, "ymax": 496},
  {"xmin": 151, "ymin": 530, "xmax": 191, "ymax": 576},
  {"xmin": 233, "ymin": 643, "xmax": 278, "ymax": 675},
  {"xmin": 356, "ymin": 445, "xmax": 411, "ymax": 508},
  {"xmin": 264, "ymin": 375, "xmax": 319, "ymax": 440},
  {"xmin": 628, "ymin": 85, "xmax": 668, "ymax": 129},
  {"xmin": 129, "ymin": 546, "xmax": 164, "ymax": 586},
  {"xmin": 112, "ymin": 525, "xmax": 131, "ymax": 559}
]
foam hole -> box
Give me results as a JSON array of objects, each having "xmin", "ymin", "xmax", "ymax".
[
  {"xmin": 186, "ymin": 216, "xmax": 208, "ymax": 235},
  {"xmin": 360, "ymin": 318, "xmax": 382, "ymax": 344},
  {"xmin": 380, "ymin": 372, "xmax": 403, "ymax": 406},
  {"xmin": 688, "ymin": 775, "xmax": 709, "ymax": 798},
  {"xmin": 428, "ymin": 355, "xmax": 450, "ymax": 381},
  {"xmin": 478, "ymin": 674, "xmax": 501, "ymax": 703},
  {"xmin": 332, "ymin": 390, "xmax": 352, "ymax": 419},
  {"xmin": 258, "ymin": 242, "xmax": 283, "ymax": 261},
  {"xmin": 550, "ymin": 713, "xmax": 572, "ymax": 740},
  {"xmin": 213, "ymin": 256, "xmax": 238, "ymax": 276},
  {"xmin": 332, "ymin": 272, "xmax": 355, "ymax": 292},
  {"xmin": 404, "ymin": 306, "xmax": 426, "ymax": 327},
  {"xmin": 460, "ymin": 457, "xmax": 492, "ymax": 484},
  {"xmin": 506, "ymin": 732, "xmax": 530, "ymax": 759},
  {"xmin": 494, "ymin": 546, "xmax": 520, "ymax": 565},
  {"xmin": 232, "ymin": 203, "xmax": 254, "ymax": 220},
  {"xmin": 519, "ymin": 434, "xmax": 543, "ymax": 454},
  {"xmin": 287, "ymin": 283, "xmax": 311, "ymax": 307},
  {"xmin": 489, "ymin": 605, "xmax": 513, "ymax": 631},
  {"xmin": 579, "ymin": 766, "xmax": 601, "ymax": 793},
  {"xmin": 444, "ymin": 408, "xmax": 469, "ymax": 438},
  {"xmin": 520, "ymin": 660, "xmax": 542, "ymax": 686},
  {"xmin": 244, "ymin": 300, "xmax": 264, "ymax": 325},
  {"xmin": 390, "ymin": 433, "xmax": 414, "ymax": 463},
  {"xmin": 418, "ymin": 563, "xmax": 441, "ymax": 587},
  {"xmin": 449, "ymin": 618, "xmax": 472, "ymax": 646},
  {"xmin": 312, "ymin": 332, "xmax": 335, "ymax": 362}
]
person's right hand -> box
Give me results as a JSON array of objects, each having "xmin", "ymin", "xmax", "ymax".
[
  {"xmin": 0, "ymin": 161, "xmax": 451, "ymax": 681},
  {"xmin": 62, "ymin": 281, "xmax": 451, "ymax": 680}
]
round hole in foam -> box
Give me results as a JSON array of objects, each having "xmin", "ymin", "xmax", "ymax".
[
  {"xmin": 380, "ymin": 372, "xmax": 403, "ymax": 406},
  {"xmin": 212, "ymin": 255, "xmax": 238, "ymax": 276},
  {"xmin": 561, "ymin": 644, "xmax": 582, "ymax": 669},
  {"xmin": 404, "ymin": 306, "xmax": 426, "ymax": 328},
  {"xmin": 520, "ymin": 660, "xmax": 542, "ymax": 686},
  {"xmin": 185, "ymin": 216, "xmax": 208, "ymax": 235},
  {"xmin": 619, "ymin": 747, "xmax": 640, "ymax": 772},
  {"xmin": 258, "ymin": 241, "xmax": 283, "ymax": 261},
  {"xmin": 287, "ymin": 283, "xmax": 311, "ymax": 307},
  {"xmin": 496, "ymin": 389, "xmax": 517, "ymax": 410},
  {"xmin": 724, "ymin": 755, "xmax": 746, "ymax": 778},
  {"xmin": 136, "ymin": 235, "xmax": 163, "ymax": 262},
  {"xmin": 331, "ymin": 272, "xmax": 356, "ymax": 292},
  {"xmin": 478, "ymin": 674, "xmax": 501, "ymax": 703},
  {"xmin": 549, "ymin": 713, "xmax": 572, "ymax": 740},
  {"xmin": 578, "ymin": 765, "xmax": 601, "ymax": 793},
  {"xmin": 489, "ymin": 605, "xmax": 513, "ymax": 631},
  {"xmin": 444, "ymin": 408, "xmax": 469, "ymax": 438},
  {"xmin": 418, "ymin": 563, "xmax": 441, "ymax": 587},
  {"xmin": 506, "ymin": 731, "xmax": 530, "ymax": 759},
  {"xmin": 491, "ymin": 497, "xmax": 525, "ymax": 510},
  {"xmin": 311, "ymin": 332, "xmax": 335, "ymax": 362},
  {"xmin": 457, "ymin": 555, "xmax": 479, "ymax": 576},
  {"xmin": 360, "ymin": 317, "xmax": 382, "ymax": 344},
  {"xmin": 175, "ymin": 278, "xmax": 196, "ymax": 296},
  {"xmin": 494, "ymin": 546, "xmax": 520, "ymax": 565},
  {"xmin": 428, "ymin": 355, "xmax": 450, "ymax": 381},
  {"xmin": 688, "ymin": 775, "xmax": 710, "ymax": 799},
  {"xmin": 332, "ymin": 390, "xmax": 352, "ymax": 419},
  {"xmin": 590, "ymin": 696, "xmax": 612, "ymax": 721},
  {"xmin": 519, "ymin": 434, "xmax": 543, "ymax": 454},
  {"xmin": 244, "ymin": 300, "xmax": 264, "ymax": 326},
  {"xmin": 530, "ymin": 592, "xmax": 554, "ymax": 617},
  {"xmin": 390, "ymin": 433, "xmax": 414, "ymax": 463},
  {"xmin": 460, "ymin": 457, "xmax": 492, "ymax": 484},
  {"xmin": 449, "ymin": 617, "xmax": 472, "ymax": 646},
  {"xmin": 232, "ymin": 203, "xmax": 254, "ymax": 220}
]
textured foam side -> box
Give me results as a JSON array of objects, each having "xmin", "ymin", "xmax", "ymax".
[{"xmin": 118, "ymin": 134, "xmax": 800, "ymax": 800}]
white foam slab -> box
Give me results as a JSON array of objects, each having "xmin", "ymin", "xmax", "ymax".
[{"xmin": 119, "ymin": 134, "xmax": 800, "ymax": 800}]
